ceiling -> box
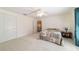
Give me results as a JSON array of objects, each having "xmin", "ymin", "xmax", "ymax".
[{"xmin": 0, "ymin": 7, "xmax": 73, "ymax": 17}]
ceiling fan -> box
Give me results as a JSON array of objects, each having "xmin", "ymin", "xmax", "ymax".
[
  {"xmin": 24, "ymin": 8, "xmax": 48, "ymax": 18},
  {"xmin": 36, "ymin": 10, "xmax": 48, "ymax": 17}
]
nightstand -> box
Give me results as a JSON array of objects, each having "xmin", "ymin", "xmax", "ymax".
[{"xmin": 61, "ymin": 32, "xmax": 72, "ymax": 38}]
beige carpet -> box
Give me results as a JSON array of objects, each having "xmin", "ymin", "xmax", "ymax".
[{"xmin": 0, "ymin": 34, "xmax": 79, "ymax": 51}]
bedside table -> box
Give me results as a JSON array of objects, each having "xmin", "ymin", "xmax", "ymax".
[{"xmin": 61, "ymin": 32, "xmax": 72, "ymax": 38}]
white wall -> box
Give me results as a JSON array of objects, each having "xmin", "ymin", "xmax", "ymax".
[
  {"xmin": 17, "ymin": 15, "xmax": 34, "ymax": 37},
  {"xmin": 41, "ymin": 15, "xmax": 67, "ymax": 31},
  {"xmin": 63, "ymin": 8, "xmax": 75, "ymax": 38},
  {"xmin": 64, "ymin": 11, "xmax": 74, "ymax": 32},
  {"xmin": 0, "ymin": 9, "xmax": 34, "ymax": 43},
  {"xmin": 34, "ymin": 9, "xmax": 74, "ymax": 37},
  {"xmin": 37, "ymin": 8, "xmax": 74, "ymax": 37}
]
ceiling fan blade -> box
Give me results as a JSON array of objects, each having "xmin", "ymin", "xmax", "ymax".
[{"xmin": 25, "ymin": 9, "xmax": 40, "ymax": 15}]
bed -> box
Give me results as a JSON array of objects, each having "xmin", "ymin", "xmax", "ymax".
[{"xmin": 39, "ymin": 28, "xmax": 63, "ymax": 46}]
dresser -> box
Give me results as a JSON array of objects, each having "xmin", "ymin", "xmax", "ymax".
[{"xmin": 61, "ymin": 32, "xmax": 72, "ymax": 38}]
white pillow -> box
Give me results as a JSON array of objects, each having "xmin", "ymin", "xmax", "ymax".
[{"xmin": 41, "ymin": 30, "xmax": 48, "ymax": 36}]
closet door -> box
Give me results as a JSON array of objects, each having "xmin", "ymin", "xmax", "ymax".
[
  {"xmin": 5, "ymin": 14, "xmax": 17, "ymax": 41},
  {"xmin": 75, "ymin": 8, "xmax": 79, "ymax": 46},
  {"xmin": 0, "ymin": 13, "xmax": 17, "ymax": 43},
  {"xmin": 0, "ymin": 14, "xmax": 5, "ymax": 42}
]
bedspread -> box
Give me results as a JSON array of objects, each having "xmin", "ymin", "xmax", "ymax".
[{"xmin": 40, "ymin": 29, "xmax": 62, "ymax": 46}]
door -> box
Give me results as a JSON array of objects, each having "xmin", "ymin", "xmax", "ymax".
[
  {"xmin": 37, "ymin": 20, "xmax": 42, "ymax": 32},
  {"xmin": 0, "ymin": 13, "xmax": 17, "ymax": 42},
  {"xmin": 0, "ymin": 14, "xmax": 5, "ymax": 42},
  {"xmin": 5, "ymin": 14, "xmax": 17, "ymax": 40}
]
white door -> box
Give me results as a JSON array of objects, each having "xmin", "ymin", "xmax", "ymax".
[
  {"xmin": 4, "ymin": 14, "xmax": 17, "ymax": 40},
  {"xmin": 0, "ymin": 14, "xmax": 5, "ymax": 42}
]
